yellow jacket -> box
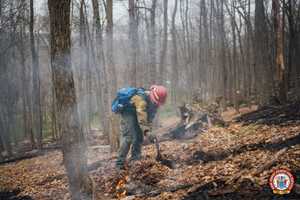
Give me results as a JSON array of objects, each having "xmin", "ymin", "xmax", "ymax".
[{"xmin": 130, "ymin": 94, "xmax": 152, "ymax": 133}]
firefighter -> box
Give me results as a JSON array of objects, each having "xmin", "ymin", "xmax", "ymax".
[{"xmin": 115, "ymin": 85, "xmax": 167, "ymax": 170}]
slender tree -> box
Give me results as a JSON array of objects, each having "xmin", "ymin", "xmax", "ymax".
[
  {"xmin": 106, "ymin": 0, "xmax": 119, "ymax": 151},
  {"xmin": 30, "ymin": 0, "xmax": 42, "ymax": 149},
  {"xmin": 273, "ymin": 0, "xmax": 287, "ymax": 102},
  {"xmin": 129, "ymin": 0, "xmax": 138, "ymax": 86},
  {"xmin": 254, "ymin": 0, "xmax": 271, "ymax": 104},
  {"xmin": 158, "ymin": 0, "xmax": 168, "ymax": 84},
  {"xmin": 91, "ymin": 0, "xmax": 110, "ymax": 139},
  {"xmin": 148, "ymin": 0, "xmax": 157, "ymax": 84},
  {"xmin": 171, "ymin": 0, "xmax": 179, "ymax": 104},
  {"xmin": 19, "ymin": 12, "xmax": 36, "ymax": 148}
]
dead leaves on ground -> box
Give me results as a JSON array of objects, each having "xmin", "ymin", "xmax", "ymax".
[
  {"xmin": 93, "ymin": 122, "xmax": 300, "ymax": 199},
  {"xmin": 0, "ymin": 115, "xmax": 300, "ymax": 199},
  {"xmin": 0, "ymin": 151, "xmax": 69, "ymax": 199}
]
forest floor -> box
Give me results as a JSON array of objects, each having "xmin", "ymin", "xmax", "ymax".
[{"xmin": 0, "ymin": 104, "xmax": 300, "ymax": 200}]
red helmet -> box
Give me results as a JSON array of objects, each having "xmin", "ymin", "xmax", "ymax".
[{"xmin": 149, "ymin": 85, "xmax": 167, "ymax": 106}]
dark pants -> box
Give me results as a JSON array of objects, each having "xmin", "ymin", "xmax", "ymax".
[{"xmin": 116, "ymin": 112, "xmax": 144, "ymax": 168}]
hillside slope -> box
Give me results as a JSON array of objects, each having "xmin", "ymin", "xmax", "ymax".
[{"xmin": 0, "ymin": 105, "xmax": 299, "ymax": 200}]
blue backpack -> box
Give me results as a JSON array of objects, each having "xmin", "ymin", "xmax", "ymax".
[{"xmin": 111, "ymin": 87, "xmax": 146, "ymax": 113}]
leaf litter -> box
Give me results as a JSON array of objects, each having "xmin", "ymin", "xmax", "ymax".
[{"xmin": 0, "ymin": 105, "xmax": 300, "ymax": 200}]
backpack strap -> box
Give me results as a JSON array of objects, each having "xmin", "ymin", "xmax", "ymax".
[{"xmin": 135, "ymin": 88, "xmax": 147, "ymax": 99}]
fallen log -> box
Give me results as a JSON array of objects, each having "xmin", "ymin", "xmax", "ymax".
[
  {"xmin": 0, "ymin": 144, "xmax": 62, "ymax": 165},
  {"xmin": 179, "ymin": 103, "xmax": 226, "ymax": 129},
  {"xmin": 0, "ymin": 150, "xmax": 45, "ymax": 165},
  {"xmin": 235, "ymin": 102, "xmax": 300, "ymax": 125}
]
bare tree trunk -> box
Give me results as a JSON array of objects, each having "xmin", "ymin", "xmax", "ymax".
[
  {"xmin": 106, "ymin": 0, "xmax": 119, "ymax": 151},
  {"xmin": 91, "ymin": 0, "xmax": 109, "ymax": 139},
  {"xmin": 19, "ymin": 12, "xmax": 36, "ymax": 149},
  {"xmin": 254, "ymin": 0, "xmax": 271, "ymax": 104},
  {"xmin": 199, "ymin": 0, "xmax": 209, "ymax": 100},
  {"xmin": 0, "ymin": 114, "xmax": 12, "ymax": 157},
  {"xmin": 20, "ymin": 28, "xmax": 29, "ymax": 141},
  {"xmin": 51, "ymin": 84, "xmax": 58, "ymax": 140},
  {"xmin": 225, "ymin": 0, "xmax": 238, "ymax": 111},
  {"xmin": 82, "ymin": 9, "xmax": 93, "ymax": 131},
  {"xmin": 273, "ymin": 0, "xmax": 287, "ymax": 102},
  {"xmin": 0, "ymin": 38, "xmax": 13, "ymax": 155},
  {"xmin": 106, "ymin": 0, "xmax": 117, "ymax": 94},
  {"xmin": 129, "ymin": 0, "xmax": 138, "ymax": 86},
  {"xmin": 0, "ymin": 135, "xmax": 4, "ymax": 161},
  {"xmin": 149, "ymin": 0, "xmax": 157, "ymax": 85},
  {"xmin": 48, "ymin": 0, "xmax": 94, "ymax": 199},
  {"xmin": 242, "ymin": 0, "xmax": 253, "ymax": 101},
  {"xmin": 219, "ymin": 0, "xmax": 227, "ymax": 103},
  {"xmin": 171, "ymin": 0, "xmax": 178, "ymax": 104},
  {"xmin": 30, "ymin": 0, "xmax": 42, "ymax": 150},
  {"xmin": 149, "ymin": 0, "xmax": 159, "ymax": 129},
  {"xmin": 0, "ymin": 0, "xmax": 2, "ymax": 19},
  {"xmin": 286, "ymin": 0, "xmax": 300, "ymax": 98},
  {"xmin": 158, "ymin": 0, "xmax": 168, "ymax": 84},
  {"xmin": 78, "ymin": 0, "xmax": 90, "ymax": 137}
]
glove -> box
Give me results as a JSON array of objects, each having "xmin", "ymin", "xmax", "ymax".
[{"xmin": 147, "ymin": 132, "xmax": 157, "ymax": 143}]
